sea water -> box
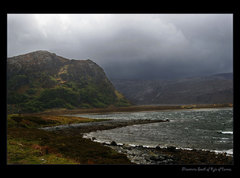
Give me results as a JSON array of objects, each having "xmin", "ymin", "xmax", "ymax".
[{"xmin": 79, "ymin": 108, "xmax": 233, "ymax": 154}]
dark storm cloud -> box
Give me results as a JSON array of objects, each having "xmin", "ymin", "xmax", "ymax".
[{"xmin": 7, "ymin": 14, "xmax": 233, "ymax": 79}]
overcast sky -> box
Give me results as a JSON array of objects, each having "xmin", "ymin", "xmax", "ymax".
[{"xmin": 7, "ymin": 14, "xmax": 233, "ymax": 80}]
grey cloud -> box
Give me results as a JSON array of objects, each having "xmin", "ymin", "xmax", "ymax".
[
  {"xmin": 7, "ymin": 15, "xmax": 47, "ymax": 56},
  {"xmin": 7, "ymin": 14, "xmax": 233, "ymax": 80}
]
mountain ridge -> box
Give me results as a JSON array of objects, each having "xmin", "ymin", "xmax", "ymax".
[
  {"xmin": 7, "ymin": 50, "xmax": 130, "ymax": 113},
  {"xmin": 111, "ymin": 73, "xmax": 233, "ymax": 105}
]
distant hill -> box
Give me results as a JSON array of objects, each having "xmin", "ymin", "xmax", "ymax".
[
  {"xmin": 7, "ymin": 50, "xmax": 130, "ymax": 113},
  {"xmin": 111, "ymin": 73, "xmax": 233, "ymax": 105}
]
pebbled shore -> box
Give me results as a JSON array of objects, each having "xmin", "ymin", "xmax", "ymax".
[
  {"xmin": 103, "ymin": 143, "xmax": 233, "ymax": 165},
  {"xmin": 42, "ymin": 119, "xmax": 169, "ymax": 134},
  {"xmin": 42, "ymin": 118, "xmax": 233, "ymax": 165}
]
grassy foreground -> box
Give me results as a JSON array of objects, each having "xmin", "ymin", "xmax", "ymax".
[
  {"xmin": 7, "ymin": 104, "xmax": 233, "ymax": 165},
  {"xmin": 7, "ymin": 114, "xmax": 132, "ymax": 164}
]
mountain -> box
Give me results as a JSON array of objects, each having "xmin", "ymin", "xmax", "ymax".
[
  {"xmin": 111, "ymin": 73, "xmax": 233, "ymax": 105},
  {"xmin": 7, "ymin": 50, "xmax": 130, "ymax": 113}
]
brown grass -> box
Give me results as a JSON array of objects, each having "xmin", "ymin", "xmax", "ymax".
[{"xmin": 31, "ymin": 103, "xmax": 233, "ymax": 116}]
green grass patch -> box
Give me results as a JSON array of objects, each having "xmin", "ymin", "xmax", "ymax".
[
  {"xmin": 7, "ymin": 114, "xmax": 110, "ymax": 128},
  {"xmin": 7, "ymin": 114, "xmax": 132, "ymax": 165},
  {"xmin": 7, "ymin": 133, "xmax": 78, "ymax": 164}
]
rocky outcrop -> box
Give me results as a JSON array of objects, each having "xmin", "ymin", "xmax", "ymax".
[{"xmin": 7, "ymin": 50, "xmax": 130, "ymax": 113}]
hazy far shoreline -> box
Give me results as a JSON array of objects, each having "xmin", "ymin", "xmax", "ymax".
[{"xmin": 30, "ymin": 103, "xmax": 233, "ymax": 116}]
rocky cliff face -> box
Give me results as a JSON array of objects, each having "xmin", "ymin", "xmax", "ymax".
[
  {"xmin": 111, "ymin": 73, "xmax": 233, "ymax": 105},
  {"xmin": 7, "ymin": 50, "xmax": 130, "ymax": 113}
]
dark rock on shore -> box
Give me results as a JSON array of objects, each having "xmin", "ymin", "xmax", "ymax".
[
  {"xmin": 167, "ymin": 146, "xmax": 177, "ymax": 152},
  {"xmin": 42, "ymin": 116, "xmax": 232, "ymax": 165},
  {"xmin": 105, "ymin": 143, "xmax": 233, "ymax": 165},
  {"xmin": 106, "ymin": 144, "xmax": 175, "ymax": 165},
  {"xmin": 110, "ymin": 141, "xmax": 117, "ymax": 146}
]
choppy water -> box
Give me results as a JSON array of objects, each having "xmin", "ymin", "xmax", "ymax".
[{"xmin": 78, "ymin": 108, "xmax": 233, "ymax": 154}]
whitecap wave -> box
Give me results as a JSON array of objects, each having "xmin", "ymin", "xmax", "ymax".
[
  {"xmin": 129, "ymin": 144, "xmax": 137, "ymax": 147},
  {"xmin": 221, "ymin": 137, "xmax": 230, "ymax": 140},
  {"xmin": 217, "ymin": 131, "xmax": 233, "ymax": 135},
  {"xmin": 213, "ymin": 149, "xmax": 233, "ymax": 156},
  {"xmin": 176, "ymin": 147, "xmax": 193, "ymax": 151}
]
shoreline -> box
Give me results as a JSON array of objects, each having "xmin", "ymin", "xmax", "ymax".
[
  {"xmin": 31, "ymin": 103, "xmax": 233, "ymax": 116},
  {"xmin": 83, "ymin": 137, "xmax": 233, "ymax": 157},
  {"xmin": 42, "ymin": 115, "xmax": 233, "ymax": 165},
  {"xmin": 104, "ymin": 143, "xmax": 233, "ymax": 165},
  {"xmin": 44, "ymin": 119, "xmax": 169, "ymax": 134},
  {"xmin": 9, "ymin": 105, "xmax": 233, "ymax": 165}
]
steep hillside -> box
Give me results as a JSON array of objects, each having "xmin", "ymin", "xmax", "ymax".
[
  {"xmin": 111, "ymin": 73, "xmax": 233, "ymax": 105},
  {"xmin": 7, "ymin": 50, "xmax": 130, "ymax": 113}
]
